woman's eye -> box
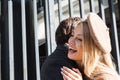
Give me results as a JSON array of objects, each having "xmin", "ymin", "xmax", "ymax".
[{"xmin": 76, "ymin": 38, "xmax": 82, "ymax": 42}]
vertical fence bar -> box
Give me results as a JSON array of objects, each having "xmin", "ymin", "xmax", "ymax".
[
  {"xmin": 79, "ymin": 0, "xmax": 85, "ymax": 18},
  {"xmin": 1, "ymin": 0, "xmax": 10, "ymax": 79},
  {"xmin": 44, "ymin": 0, "xmax": 51, "ymax": 55},
  {"xmin": 48, "ymin": 0, "xmax": 56, "ymax": 52},
  {"xmin": 0, "ymin": 33, "xmax": 1, "ymax": 80},
  {"xmin": 118, "ymin": 0, "xmax": 120, "ymax": 19},
  {"xmin": 8, "ymin": 0, "xmax": 14, "ymax": 80},
  {"xmin": 68, "ymin": 0, "xmax": 73, "ymax": 17},
  {"xmin": 58, "ymin": 0, "xmax": 62, "ymax": 22},
  {"xmin": 0, "ymin": 38, "xmax": 1, "ymax": 80},
  {"xmin": 0, "ymin": 0, "xmax": 1, "ymax": 16},
  {"xmin": 89, "ymin": 0, "xmax": 95, "ymax": 12},
  {"xmin": 108, "ymin": 0, "xmax": 120, "ymax": 74},
  {"xmin": 33, "ymin": 0, "xmax": 41, "ymax": 80},
  {"xmin": 98, "ymin": 0, "xmax": 106, "ymax": 22},
  {"xmin": 21, "ymin": 0, "xmax": 28, "ymax": 80}
]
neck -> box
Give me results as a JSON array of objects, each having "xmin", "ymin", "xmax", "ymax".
[{"xmin": 75, "ymin": 60, "xmax": 82, "ymax": 67}]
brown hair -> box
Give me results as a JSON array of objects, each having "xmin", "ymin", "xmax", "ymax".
[{"xmin": 55, "ymin": 17, "xmax": 82, "ymax": 45}]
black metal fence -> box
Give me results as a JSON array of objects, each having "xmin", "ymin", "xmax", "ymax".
[{"xmin": 0, "ymin": 0, "xmax": 120, "ymax": 80}]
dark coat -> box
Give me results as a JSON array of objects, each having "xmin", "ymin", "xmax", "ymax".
[{"xmin": 41, "ymin": 44, "xmax": 77, "ymax": 80}]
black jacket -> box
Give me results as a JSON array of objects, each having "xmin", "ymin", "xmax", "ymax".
[{"xmin": 41, "ymin": 44, "xmax": 77, "ymax": 80}]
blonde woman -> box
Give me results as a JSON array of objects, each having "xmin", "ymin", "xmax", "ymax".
[{"xmin": 61, "ymin": 13, "xmax": 120, "ymax": 80}]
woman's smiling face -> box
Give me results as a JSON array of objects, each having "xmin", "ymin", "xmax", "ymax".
[{"xmin": 68, "ymin": 24, "xmax": 83, "ymax": 62}]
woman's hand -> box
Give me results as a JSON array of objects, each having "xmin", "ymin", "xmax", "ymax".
[{"xmin": 61, "ymin": 66, "xmax": 83, "ymax": 80}]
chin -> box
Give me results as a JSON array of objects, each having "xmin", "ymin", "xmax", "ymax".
[
  {"xmin": 68, "ymin": 54, "xmax": 82, "ymax": 62},
  {"xmin": 67, "ymin": 55, "xmax": 75, "ymax": 60}
]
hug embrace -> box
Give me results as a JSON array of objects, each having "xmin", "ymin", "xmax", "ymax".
[{"xmin": 41, "ymin": 13, "xmax": 120, "ymax": 80}]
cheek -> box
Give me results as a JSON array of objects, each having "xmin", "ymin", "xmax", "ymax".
[
  {"xmin": 68, "ymin": 42, "xmax": 83, "ymax": 61},
  {"xmin": 76, "ymin": 45, "xmax": 82, "ymax": 60},
  {"xmin": 76, "ymin": 42, "xmax": 82, "ymax": 52}
]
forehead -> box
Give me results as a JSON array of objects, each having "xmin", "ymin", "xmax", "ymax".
[{"xmin": 74, "ymin": 23, "xmax": 83, "ymax": 34}]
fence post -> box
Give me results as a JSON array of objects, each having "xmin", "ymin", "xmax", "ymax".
[{"xmin": 108, "ymin": 0, "xmax": 120, "ymax": 74}]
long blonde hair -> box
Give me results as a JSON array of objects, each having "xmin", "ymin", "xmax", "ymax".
[{"xmin": 81, "ymin": 21, "xmax": 119, "ymax": 78}]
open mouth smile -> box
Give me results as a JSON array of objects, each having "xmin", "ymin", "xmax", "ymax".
[{"xmin": 68, "ymin": 47, "xmax": 77, "ymax": 53}]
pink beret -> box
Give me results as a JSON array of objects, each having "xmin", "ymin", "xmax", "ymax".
[{"xmin": 87, "ymin": 13, "xmax": 112, "ymax": 54}]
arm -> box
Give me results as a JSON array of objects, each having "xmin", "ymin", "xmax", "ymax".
[{"xmin": 61, "ymin": 66, "xmax": 83, "ymax": 80}]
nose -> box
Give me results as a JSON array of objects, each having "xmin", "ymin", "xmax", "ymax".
[{"xmin": 68, "ymin": 37, "xmax": 75, "ymax": 47}]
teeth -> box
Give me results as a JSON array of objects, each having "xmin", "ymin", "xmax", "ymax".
[
  {"xmin": 69, "ymin": 46, "xmax": 72, "ymax": 49},
  {"xmin": 69, "ymin": 47, "xmax": 74, "ymax": 50},
  {"xmin": 69, "ymin": 48, "xmax": 77, "ymax": 53},
  {"xmin": 69, "ymin": 47, "xmax": 77, "ymax": 52}
]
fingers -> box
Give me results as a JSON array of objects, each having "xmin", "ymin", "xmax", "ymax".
[
  {"xmin": 61, "ymin": 67, "xmax": 75, "ymax": 80},
  {"xmin": 61, "ymin": 66, "xmax": 83, "ymax": 80},
  {"xmin": 61, "ymin": 71, "xmax": 72, "ymax": 80},
  {"xmin": 72, "ymin": 68, "xmax": 82, "ymax": 76},
  {"xmin": 62, "ymin": 66, "xmax": 79, "ymax": 78}
]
